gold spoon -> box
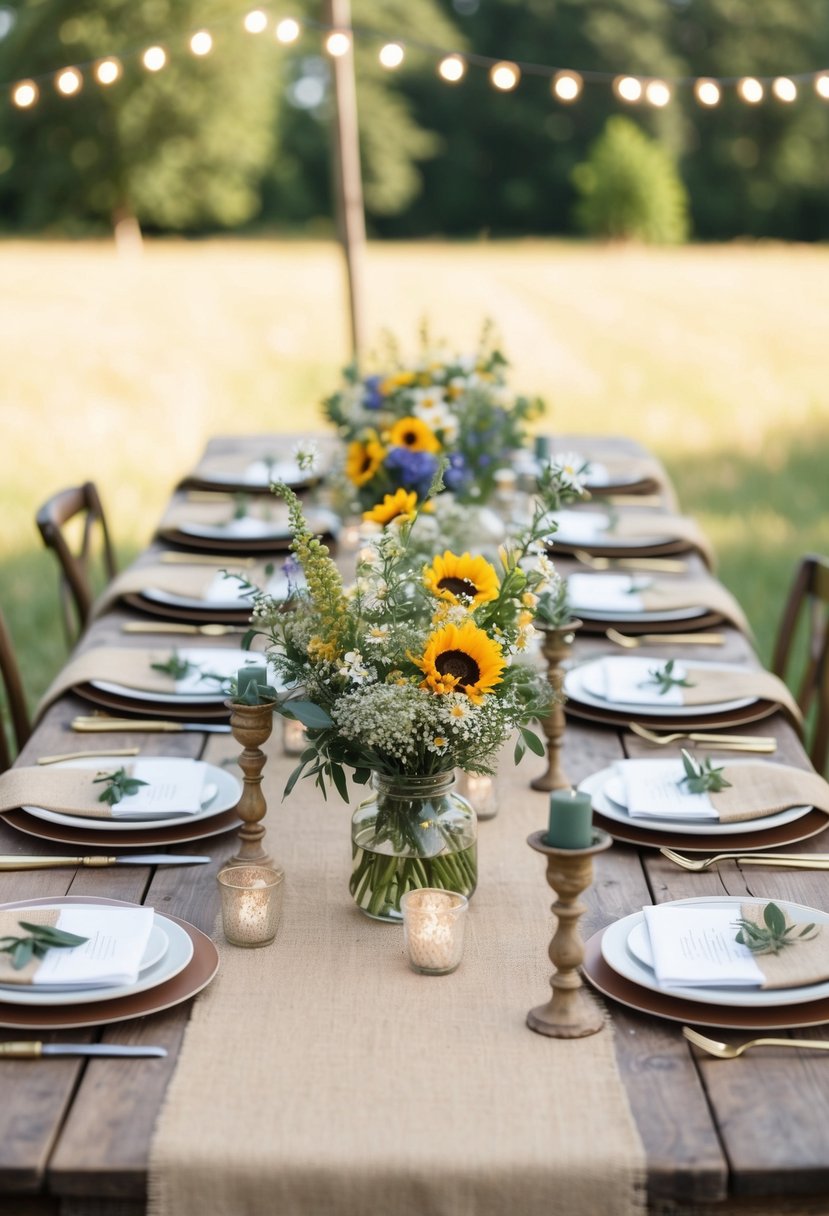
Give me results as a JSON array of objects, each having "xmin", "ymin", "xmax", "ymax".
[
  {"xmin": 606, "ymin": 627, "xmax": 725, "ymax": 648},
  {"xmin": 683, "ymin": 1026, "xmax": 829, "ymax": 1059}
]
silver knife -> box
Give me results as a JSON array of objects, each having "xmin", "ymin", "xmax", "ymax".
[
  {"xmin": 71, "ymin": 716, "xmax": 231, "ymax": 733},
  {"xmin": 0, "ymin": 854, "xmax": 211, "ymax": 870},
  {"xmin": 0, "ymin": 1041, "xmax": 167, "ymax": 1058}
]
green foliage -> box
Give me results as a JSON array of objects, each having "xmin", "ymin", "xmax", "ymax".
[{"xmin": 572, "ymin": 116, "xmax": 690, "ymax": 244}]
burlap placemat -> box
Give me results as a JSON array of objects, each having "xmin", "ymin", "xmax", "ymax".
[
  {"xmin": 681, "ymin": 668, "xmax": 802, "ymax": 725},
  {"xmin": 711, "ymin": 763, "xmax": 829, "ymax": 824},
  {"xmin": 738, "ymin": 903, "xmax": 829, "ymax": 990},
  {"xmin": 0, "ymin": 765, "xmax": 139, "ymax": 820},
  {"xmin": 640, "ymin": 580, "xmax": 751, "ymax": 636},
  {"xmin": 35, "ymin": 647, "xmax": 184, "ymax": 719},
  {"xmin": 610, "ymin": 515, "xmax": 715, "ymax": 567},
  {"xmin": 148, "ymin": 747, "xmax": 646, "ymax": 1216},
  {"xmin": 0, "ymin": 908, "xmax": 59, "ymax": 984},
  {"xmin": 91, "ymin": 561, "xmax": 268, "ymax": 617},
  {"xmin": 158, "ymin": 497, "xmax": 292, "ymax": 534}
]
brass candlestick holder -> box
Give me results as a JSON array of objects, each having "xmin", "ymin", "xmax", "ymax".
[
  {"xmin": 526, "ymin": 827, "xmax": 612, "ymax": 1039},
  {"xmin": 530, "ymin": 618, "xmax": 582, "ymax": 792},
  {"xmin": 225, "ymin": 699, "xmax": 276, "ymax": 867}
]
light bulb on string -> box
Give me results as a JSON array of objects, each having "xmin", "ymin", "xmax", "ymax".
[
  {"xmin": 737, "ymin": 77, "xmax": 763, "ymax": 104},
  {"xmin": 552, "ymin": 71, "xmax": 582, "ymax": 102},
  {"xmin": 190, "ymin": 31, "xmax": 213, "ymax": 57},
  {"xmin": 438, "ymin": 54, "xmax": 465, "ymax": 83},
  {"xmin": 244, "ymin": 10, "xmax": 268, "ymax": 34},
  {"xmin": 12, "ymin": 80, "xmax": 38, "ymax": 108},
  {"xmin": 772, "ymin": 76, "xmax": 797, "ymax": 102},
  {"xmin": 142, "ymin": 46, "xmax": 167, "ymax": 72},
  {"xmin": 694, "ymin": 78, "xmax": 721, "ymax": 106},
  {"xmin": 490, "ymin": 61, "xmax": 520, "ymax": 91},
  {"xmin": 645, "ymin": 79, "xmax": 670, "ymax": 106},
  {"xmin": 275, "ymin": 18, "xmax": 300, "ymax": 44},
  {"xmin": 379, "ymin": 42, "xmax": 404, "ymax": 69},
  {"xmin": 94, "ymin": 58, "xmax": 121, "ymax": 85},
  {"xmin": 815, "ymin": 73, "xmax": 829, "ymax": 99},
  {"xmin": 326, "ymin": 31, "xmax": 350, "ymax": 57},
  {"xmin": 615, "ymin": 75, "xmax": 642, "ymax": 102},
  {"xmin": 55, "ymin": 67, "xmax": 82, "ymax": 96}
]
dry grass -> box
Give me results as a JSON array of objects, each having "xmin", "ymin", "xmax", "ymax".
[{"xmin": 2, "ymin": 237, "xmax": 828, "ymax": 704}]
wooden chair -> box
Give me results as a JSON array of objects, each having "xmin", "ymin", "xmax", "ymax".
[
  {"xmin": 772, "ymin": 554, "xmax": 829, "ymax": 774},
  {"xmin": 35, "ymin": 481, "xmax": 117, "ymax": 644},
  {"xmin": 0, "ymin": 608, "xmax": 30, "ymax": 771}
]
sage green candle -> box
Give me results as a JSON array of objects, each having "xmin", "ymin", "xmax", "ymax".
[
  {"xmin": 236, "ymin": 663, "xmax": 267, "ymax": 701},
  {"xmin": 545, "ymin": 788, "xmax": 593, "ymax": 849}
]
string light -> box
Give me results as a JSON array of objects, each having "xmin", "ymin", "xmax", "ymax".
[
  {"xmin": 645, "ymin": 79, "xmax": 670, "ymax": 107},
  {"xmin": 55, "ymin": 68, "xmax": 82, "ymax": 96},
  {"xmin": 275, "ymin": 18, "xmax": 300, "ymax": 44},
  {"xmin": 772, "ymin": 76, "xmax": 797, "ymax": 102},
  {"xmin": 816, "ymin": 73, "xmax": 829, "ymax": 99},
  {"xmin": 243, "ymin": 11, "xmax": 268, "ymax": 35},
  {"xmin": 11, "ymin": 80, "xmax": 37, "ymax": 108},
  {"xmin": 615, "ymin": 76, "xmax": 642, "ymax": 103},
  {"xmin": 694, "ymin": 78, "xmax": 721, "ymax": 106},
  {"xmin": 94, "ymin": 58, "xmax": 121, "ymax": 86},
  {"xmin": 552, "ymin": 70, "xmax": 582, "ymax": 102},
  {"xmin": 738, "ymin": 77, "xmax": 764, "ymax": 104},
  {"xmin": 326, "ymin": 31, "xmax": 351, "ymax": 57},
  {"xmin": 490, "ymin": 61, "xmax": 519, "ymax": 91},
  {"xmin": 438, "ymin": 54, "xmax": 465, "ymax": 83},
  {"xmin": 379, "ymin": 42, "xmax": 404, "ymax": 69},
  {"xmin": 142, "ymin": 46, "xmax": 167, "ymax": 72},
  {"xmin": 190, "ymin": 31, "xmax": 213, "ymax": 57}
]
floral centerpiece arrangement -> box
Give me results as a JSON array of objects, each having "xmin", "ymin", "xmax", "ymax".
[
  {"xmin": 322, "ymin": 326, "xmax": 544, "ymax": 518},
  {"xmin": 244, "ymin": 455, "xmax": 584, "ymax": 921}
]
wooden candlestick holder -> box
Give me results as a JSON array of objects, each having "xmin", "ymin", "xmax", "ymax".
[
  {"xmin": 526, "ymin": 827, "xmax": 612, "ymax": 1039},
  {"xmin": 225, "ymin": 699, "xmax": 275, "ymax": 867},
  {"xmin": 530, "ymin": 618, "xmax": 582, "ymax": 792}
]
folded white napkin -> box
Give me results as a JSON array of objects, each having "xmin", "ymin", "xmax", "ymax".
[
  {"xmin": 548, "ymin": 510, "xmax": 611, "ymax": 543},
  {"xmin": 243, "ymin": 459, "xmax": 304, "ymax": 486},
  {"xmin": 172, "ymin": 648, "xmax": 280, "ymax": 696},
  {"xmin": 203, "ymin": 570, "xmax": 299, "ymax": 606},
  {"xmin": 594, "ymin": 655, "xmax": 689, "ymax": 706},
  {"xmin": 102, "ymin": 758, "xmax": 209, "ymax": 819},
  {"xmin": 642, "ymin": 904, "xmax": 764, "ymax": 988},
  {"xmin": 613, "ymin": 758, "xmax": 718, "ymax": 820},
  {"xmin": 567, "ymin": 573, "xmax": 652, "ymax": 613},
  {"xmin": 0, "ymin": 907, "xmax": 156, "ymax": 989}
]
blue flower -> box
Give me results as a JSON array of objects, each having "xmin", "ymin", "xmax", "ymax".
[
  {"xmin": 443, "ymin": 452, "xmax": 470, "ymax": 493},
  {"xmin": 362, "ymin": 375, "xmax": 384, "ymax": 411},
  {"xmin": 385, "ymin": 447, "xmax": 439, "ymax": 498}
]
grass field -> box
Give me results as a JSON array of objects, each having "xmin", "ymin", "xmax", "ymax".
[{"xmin": 1, "ymin": 237, "xmax": 828, "ymax": 715}]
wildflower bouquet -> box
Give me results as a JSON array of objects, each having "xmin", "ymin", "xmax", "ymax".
[{"xmin": 322, "ymin": 326, "xmax": 544, "ymax": 516}]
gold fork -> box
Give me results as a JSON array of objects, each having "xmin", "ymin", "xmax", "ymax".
[
  {"xmin": 122, "ymin": 622, "xmax": 248, "ymax": 637},
  {"xmin": 628, "ymin": 723, "xmax": 777, "ymax": 752},
  {"xmin": 683, "ymin": 1026, "xmax": 829, "ymax": 1058},
  {"xmin": 607, "ymin": 627, "xmax": 725, "ymax": 648},
  {"xmin": 572, "ymin": 549, "xmax": 688, "ymax": 574},
  {"xmin": 660, "ymin": 847, "xmax": 829, "ymax": 871}
]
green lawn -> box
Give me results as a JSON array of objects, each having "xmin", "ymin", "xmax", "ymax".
[{"xmin": 1, "ymin": 237, "xmax": 827, "ymax": 717}]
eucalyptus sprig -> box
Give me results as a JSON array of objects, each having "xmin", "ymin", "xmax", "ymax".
[
  {"xmin": 734, "ymin": 902, "xmax": 818, "ymax": 956},
  {"xmin": 642, "ymin": 658, "xmax": 695, "ymax": 696},
  {"xmin": 151, "ymin": 652, "xmax": 197, "ymax": 680},
  {"xmin": 94, "ymin": 767, "xmax": 149, "ymax": 806},
  {"xmin": 0, "ymin": 922, "xmax": 89, "ymax": 971},
  {"xmin": 677, "ymin": 749, "xmax": 732, "ymax": 794}
]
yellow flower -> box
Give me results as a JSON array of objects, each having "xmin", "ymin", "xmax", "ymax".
[
  {"xmin": 379, "ymin": 370, "xmax": 416, "ymax": 393},
  {"xmin": 423, "ymin": 551, "xmax": 500, "ymax": 610},
  {"xmin": 363, "ymin": 488, "xmax": 418, "ymax": 526},
  {"xmin": 413, "ymin": 620, "xmax": 505, "ymax": 705},
  {"xmin": 346, "ymin": 435, "xmax": 385, "ymax": 486},
  {"xmin": 522, "ymin": 591, "xmax": 538, "ymax": 608},
  {"xmin": 307, "ymin": 636, "xmax": 339, "ymax": 663},
  {"xmin": 518, "ymin": 609, "xmax": 534, "ymax": 628},
  {"xmin": 388, "ymin": 415, "xmax": 441, "ymax": 453}
]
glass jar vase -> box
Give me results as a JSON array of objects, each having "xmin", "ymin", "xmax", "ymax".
[{"xmin": 349, "ymin": 771, "xmax": 477, "ymax": 923}]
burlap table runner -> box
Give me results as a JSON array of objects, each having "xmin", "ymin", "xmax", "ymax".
[
  {"xmin": 738, "ymin": 903, "xmax": 829, "ymax": 990},
  {"xmin": 148, "ymin": 742, "xmax": 646, "ymax": 1216},
  {"xmin": 680, "ymin": 668, "xmax": 802, "ymax": 725},
  {"xmin": 639, "ymin": 580, "xmax": 751, "ymax": 635},
  {"xmin": 711, "ymin": 763, "xmax": 829, "ymax": 823},
  {"xmin": 0, "ymin": 908, "xmax": 59, "ymax": 984},
  {"xmin": 0, "ymin": 764, "xmax": 143, "ymax": 820}
]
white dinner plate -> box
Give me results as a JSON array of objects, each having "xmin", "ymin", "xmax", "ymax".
[
  {"xmin": 547, "ymin": 509, "xmax": 671, "ymax": 548},
  {"xmin": 601, "ymin": 897, "xmax": 829, "ymax": 1009},
  {"xmin": 565, "ymin": 656, "xmax": 754, "ymax": 718},
  {"xmin": 0, "ymin": 923, "xmax": 169, "ymax": 993},
  {"xmin": 22, "ymin": 759, "xmax": 241, "ymax": 832},
  {"xmin": 140, "ymin": 571, "xmax": 295, "ymax": 613},
  {"xmin": 91, "ymin": 648, "xmax": 281, "ymax": 705},
  {"xmin": 201, "ymin": 459, "xmax": 312, "ymax": 489},
  {"xmin": 577, "ymin": 766, "xmax": 810, "ymax": 836},
  {"xmin": 0, "ymin": 906, "xmax": 192, "ymax": 1006}
]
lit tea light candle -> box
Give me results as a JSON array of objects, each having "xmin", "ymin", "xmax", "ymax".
[
  {"xmin": 282, "ymin": 717, "xmax": 307, "ymax": 756},
  {"xmin": 217, "ymin": 865, "xmax": 284, "ymax": 947},
  {"xmin": 546, "ymin": 788, "xmax": 593, "ymax": 849},
  {"xmin": 401, "ymin": 888, "xmax": 468, "ymax": 975},
  {"xmin": 456, "ymin": 770, "xmax": 497, "ymax": 820}
]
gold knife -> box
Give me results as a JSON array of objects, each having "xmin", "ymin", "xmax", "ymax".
[
  {"xmin": 37, "ymin": 748, "xmax": 141, "ymax": 765},
  {"xmin": 159, "ymin": 552, "xmax": 256, "ymax": 567},
  {"xmin": 122, "ymin": 622, "xmax": 247, "ymax": 636},
  {"xmin": 71, "ymin": 716, "xmax": 231, "ymax": 733}
]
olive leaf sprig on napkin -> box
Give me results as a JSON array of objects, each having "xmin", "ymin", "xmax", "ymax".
[
  {"xmin": 677, "ymin": 749, "xmax": 732, "ymax": 794},
  {"xmin": 94, "ymin": 767, "xmax": 149, "ymax": 806},
  {"xmin": 643, "ymin": 658, "xmax": 695, "ymax": 696},
  {"xmin": 734, "ymin": 902, "xmax": 818, "ymax": 956},
  {"xmin": 0, "ymin": 922, "xmax": 89, "ymax": 970},
  {"xmin": 151, "ymin": 652, "xmax": 198, "ymax": 680}
]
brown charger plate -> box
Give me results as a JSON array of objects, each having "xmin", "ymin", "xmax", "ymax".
[
  {"xmin": 72, "ymin": 683, "xmax": 232, "ymax": 722},
  {"xmin": 156, "ymin": 528, "xmax": 297, "ymax": 555},
  {"xmin": 585, "ymin": 477, "xmax": 661, "ymax": 497},
  {"xmin": 122, "ymin": 592, "xmax": 255, "ymax": 626},
  {"xmin": 564, "ymin": 695, "xmax": 779, "ymax": 732},
  {"xmin": 550, "ymin": 537, "xmax": 707, "ymax": 563},
  {"xmin": 0, "ymin": 895, "xmax": 219, "ymax": 1030},
  {"xmin": 592, "ymin": 808, "xmax": 829, "ymax": 853},
  {"xmin": 582, "ymin": 928, "xmax": 829, "ymax": 1030},
  {"xmin": 577, "ymin": 610, "xmax": 725, "ymax": 636},
  {"xmin": 1, "ymin": 806, "xmax": 241, "ymax": 849}
]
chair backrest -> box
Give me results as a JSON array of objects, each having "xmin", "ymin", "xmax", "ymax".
[
  {"xmin": 0, "ymin": 608, "xmax": 30, "ymax": 771},
  {"xmin": 35, "ymin": 481, "xmax": 117, "ymax": 644},
  {"xmin": 772, "ymin": 554, "xmax": 829, "ymax": 774}
]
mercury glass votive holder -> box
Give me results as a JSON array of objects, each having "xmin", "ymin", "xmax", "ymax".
[
  {"xmin": 401, "ymin": 888, "xmax": 468, "ymax": 976},
  {"xmin": 455, "ymin": 770, "xmax": 498, "ymax": 821},
  {"xmin": 282, "ymin": 716, "xmax": 307, "ymax": 756},
  {"xmin": 217, "ymin": 864, "xmax": 284, "ymax": 948}
]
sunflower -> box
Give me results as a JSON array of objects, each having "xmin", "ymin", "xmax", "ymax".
[
  {"xmin": 423, "ymin": 551, "xmax": 500, "ymax": 610},
  {"xmin": 346, "ymin": 435, "xmax": 386, "ymax": 487},
  {"xmin": 388, "ymin": 416, "xmax": 441, "ymax": 454},
  {"xmin": 363, "ymin": 489, "xmax": 418, "ymax": 526},
  {"xmin": 414, "ymin": 620, "xmax": 505, "ymax": 705}
]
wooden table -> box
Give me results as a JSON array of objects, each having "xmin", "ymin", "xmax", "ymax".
[{"xmin": 2, "ymin": 436, "xmax": 828, "ymax": 1216}]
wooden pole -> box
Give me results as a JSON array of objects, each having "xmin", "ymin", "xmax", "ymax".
[{"xmin": 325, "ymin": 0, "xmax": 367, "ymax": 366}]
